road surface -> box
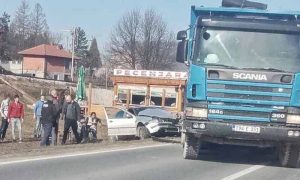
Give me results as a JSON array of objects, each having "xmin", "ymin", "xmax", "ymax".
[{"xmin": 0, "ymin": 143, "xmax": 299, "ymax": 180}]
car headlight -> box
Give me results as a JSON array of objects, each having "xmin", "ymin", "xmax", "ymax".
[
  {"xmin": 186, "ymin": 107, "xmax": 207, "ymax": 118},
  {"xmin": 150, "ymin": 118, "xmax": 161, "ymax": 124},
  {"xmin": 286, "ymin": 114, "xmax": 300, "ymax": 124}
]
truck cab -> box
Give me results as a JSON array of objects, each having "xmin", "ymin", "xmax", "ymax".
[{"xmin": 177, "ymin": 1, "xmax": 300, "ymax": 168}]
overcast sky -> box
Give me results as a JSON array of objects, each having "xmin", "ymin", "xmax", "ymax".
[{"xmin": 0, "ymin": 0, "xmax": 299, "ymax": 50}]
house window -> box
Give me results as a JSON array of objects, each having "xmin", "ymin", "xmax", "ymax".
[
  {"xmin": 64, "ymin": 60, "xmax": 70, "ymax": 70},
  {"xmin": 117, "ymin": 85, "xmax": 147, "ymax": 105},
  {"xmin": 53, "ymin": 75, "xmax": 58, "ymax": 80},
  {"xmin": 164, "ymin": 88, "xmax": 177, "ymax": 107},
  {"xmin": 150, "ymin": 87, "xmax": 163, "ymax": 106},
  {"xmin": 64, "ymin": 75, "xmax": 70, "ymax": 81},
  {"xmin": 150, "ymin": 87, "xmax": 177, "ymax": 107}
]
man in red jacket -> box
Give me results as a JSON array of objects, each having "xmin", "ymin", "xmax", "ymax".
[{"xmin": 8, "ymin": 95, "xmax": 24, "ymax": 143}]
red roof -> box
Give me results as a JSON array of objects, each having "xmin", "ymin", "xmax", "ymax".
[{"xmin": 18, "ymin": 44, "xmax": 80, "ymax": 59}]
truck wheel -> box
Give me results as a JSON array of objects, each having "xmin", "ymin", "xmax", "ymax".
[
  {"xmin": 137, "ymin": 126, "xmax": 150, "ymax": 140},
  {"xmin": 183, "ymin": 134, "xmax": 201, "ymax": 160},
  {"xmin": 279, "ymin": 143, "xmax": 300, "ymax": 168}
]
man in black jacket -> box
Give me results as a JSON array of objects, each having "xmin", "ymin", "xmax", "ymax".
[
  {"xmin": 40, "ymin": 97, "xmax": 57, "ymax": 146},
  {"xmin": 61, "ymin": 95, "xmax": 81, "ymax": 145}
]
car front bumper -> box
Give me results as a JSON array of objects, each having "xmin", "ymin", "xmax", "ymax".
[{"xmin": 146, "ymin": 122, "xmax": 180, "ymax": 134}]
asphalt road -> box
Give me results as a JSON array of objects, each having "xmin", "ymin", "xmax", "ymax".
[{"xmin": 0, "ymin": 143, "xmax": 299, "ymax": 180}]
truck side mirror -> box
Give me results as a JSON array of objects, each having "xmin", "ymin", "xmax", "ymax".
[
  {"xmin": 177, "ymin": 30, "xmax": 187, "ymax": 41},
  {"xmin": 176, "ymin": 30, "xmax": 188, "ymax": 63},
  {"xmin": 176, "ymin": 40, "xmax": 187, "ymax": 63}
]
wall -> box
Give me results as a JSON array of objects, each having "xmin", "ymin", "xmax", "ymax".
[
  {"xmin": 23, "ymin": 56, "xmax": 45, "ymax": 78},
  {"xmin": 0, "ymin": 60, "xmax": 23, "ymax": 74},
  {"xmin": 71, "ymin": 87, "xmax": 113, "ymax": 106},
  {"xmin": 46, "ymin": 57, "xmax": 71, "ymax": 80}
]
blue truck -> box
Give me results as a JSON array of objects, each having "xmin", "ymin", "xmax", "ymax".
[{"xmin": 176, "ymin": 0, "xmax": 300, "ymax": 168}]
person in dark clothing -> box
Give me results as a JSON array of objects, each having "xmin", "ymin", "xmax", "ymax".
[
  {"xmin": 61, "ymin": 95, "xmax": 81, "ymax": 145},
  {"xmin": 50, "ymin": 89, "xmax": 63, "ymax": 145},
  {"xmin": 40, "ymin": 98, "xmax": 57, "ymax": 146}
]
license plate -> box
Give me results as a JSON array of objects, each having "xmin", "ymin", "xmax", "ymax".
[{"xmin": 232, "ymin": 125, "xmax": 261, "ymax": 134}]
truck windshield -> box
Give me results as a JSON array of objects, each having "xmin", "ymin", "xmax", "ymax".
[{"xmin": 193, "ymin": 28, "xmax": 300, "ymax": 73}]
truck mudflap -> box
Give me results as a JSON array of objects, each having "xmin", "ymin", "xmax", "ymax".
[{"xmin": 184, "ymin": 120, "xmax": 300, "ymax": 143}]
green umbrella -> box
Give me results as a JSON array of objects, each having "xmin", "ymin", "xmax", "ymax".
[{"xmin": 76, "ymin": 66, "xmax": 86, "ymax": 100}]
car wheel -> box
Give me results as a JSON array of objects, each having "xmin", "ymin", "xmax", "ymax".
[
  {"xmin": 183, "ymin": 134, "xmax": 201, "ymax": 160},
  {"xmin": 278, "ymin": 143, "xmax": 300, "ymax": 168},
  {"xmin": 137, "ymin": 126, "xmax": 150, "ymax": 140}
]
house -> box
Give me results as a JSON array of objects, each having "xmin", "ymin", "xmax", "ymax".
[{"xmin": 18, "ymin": 44, "xmax": 79, "ymax": 81}]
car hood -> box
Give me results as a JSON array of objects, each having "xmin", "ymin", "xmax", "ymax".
[{"xmin": 138, "ymin": 108, "xmax": 174, "ymax": 119}]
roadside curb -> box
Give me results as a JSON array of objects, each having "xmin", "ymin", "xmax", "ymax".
[{"xmin": 151, "ymin": 137, "xmax": 181, "ymax": 144}]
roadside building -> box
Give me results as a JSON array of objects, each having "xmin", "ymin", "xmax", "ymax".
[
  {"xmin": 111, "ymin": 69, "xmax": 187, "ymax": 112},
  {"xmin": 18, "ymin": 44, "xmax": 79, "ymax": 81}
]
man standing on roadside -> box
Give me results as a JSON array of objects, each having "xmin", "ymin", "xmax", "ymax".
[
  {"xmin": 33, "ymin": 95, "xmax": 45, "ymax": 138},
  {"xmin": 50, "ymin": 89, "xmax": 63, "ymax": 145},
  {"xmin": 0, "ymin": 94, "xmax": 10, "ymax": 142},
  {"xmin": 8, "ymin": 95, "xmax": 24, "ymax": 143},
  {"xmin": 61, "ymin": 95, "xmax": 81, "ymax": 145},
  {"xmin": 40, "ymin": 95, "xmax": 57, "ymax": 146}
]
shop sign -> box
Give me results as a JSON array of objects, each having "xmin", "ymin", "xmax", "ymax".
[{"xmin": 114, "ymin": 69, "xmax": 187, "ymax": 80}]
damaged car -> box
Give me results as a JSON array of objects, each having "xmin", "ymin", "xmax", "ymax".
[{"xmin": 104, "ymin": 106, "xmax": 180, "ymax": 140}]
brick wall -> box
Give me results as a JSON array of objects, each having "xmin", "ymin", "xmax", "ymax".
[{"xmin": 23, "ymin": 56, "xmax": 45, "ymax": 78}]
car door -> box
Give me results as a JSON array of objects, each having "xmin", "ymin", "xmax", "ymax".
[{"xmin": 104, "ymin": 107, "xmax": 136, "ymax": 136}]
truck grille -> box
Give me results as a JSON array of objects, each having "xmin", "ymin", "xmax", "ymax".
[{"xmin": 207, "ymin": 80, "xmax": 292, "ymax": 122}]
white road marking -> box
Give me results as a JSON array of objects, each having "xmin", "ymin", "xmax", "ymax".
[
  {"xmin": 221, "ymin": 165, "xmax": 266, "ymax": 180},
  {"xmin": 0, "ymin": 143, "xmax": 172, "ymax": 166}
]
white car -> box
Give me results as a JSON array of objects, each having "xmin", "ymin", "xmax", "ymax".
[{"xmin": 104, "ymin": 106, "xmax": 180, "ymax": 140}]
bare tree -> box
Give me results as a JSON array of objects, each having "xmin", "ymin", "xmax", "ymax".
[
  {"xmin": 107, "ymin": 9, "xmax": 176, "ymax": 70},
  {"xmin": 108, "ymin": 9, "xmax": 141, "ymax": 69},
  {"xmin": 29, "ymin": 3, "xmax": 49, "ymax": 46},
  {"xmin": 139, "ymin": 9, "xmax": 175, "ymax": 70},
  {"xmin": 48, "ymin": 32, "xmax": 63, "ymax": 45},
  {"xmin": 10, "ymin": 0, "xmax": 31, "ymax": 58}
]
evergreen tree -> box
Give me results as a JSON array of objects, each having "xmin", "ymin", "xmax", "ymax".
[
  {"xmin": 74, "ymin": 27, "xmax": 88, "ymax": 67},
  {"xmin": 0, "ymin": 12, "xmax": 10, "ymax": 61},
  {"xmin": 87, "ymin": 38, "xmax": 102, "ymax": 72}
]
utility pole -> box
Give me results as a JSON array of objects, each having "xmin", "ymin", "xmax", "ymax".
[{"xmin": 71, "ymin": 27, "xmax": 76, "ymax": 82}]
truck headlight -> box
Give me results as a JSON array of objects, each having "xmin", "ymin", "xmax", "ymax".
[
  {"xmin": 186, "ymin": 107, "xmax": 207, "ymax": 118},
  {"xmin": 286, "ymin": 114, "xmax": 300, "ymax": 124}
]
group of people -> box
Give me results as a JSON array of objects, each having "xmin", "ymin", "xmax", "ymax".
[
  {"xmin": 0, "ymin": 94, "xmax": 24, "ymax": 143},
  {"xmin": 0, "ymin": 89, "xmax": 100, "ymax": 146}
]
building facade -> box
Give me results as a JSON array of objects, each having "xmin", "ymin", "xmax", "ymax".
[
  {"xmin": 18, "ymin": 44, "xmax": 79, "ymax": 81},
  {"xmin": 111, "ymin": 69, "xmax": 187, "ymax": 112}
]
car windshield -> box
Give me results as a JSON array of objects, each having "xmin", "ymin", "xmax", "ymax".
[{"xmin": 193, "ymin": 28, "xmax": 300, "ymax": 73}]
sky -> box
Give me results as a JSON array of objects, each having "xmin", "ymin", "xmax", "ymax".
[{"xmin": 0, "ymin": 0, "xmax": 299, "ymax": 50}]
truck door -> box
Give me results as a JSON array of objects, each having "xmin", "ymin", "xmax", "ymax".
[{"xmin": 104, "ymin": 107, "xmax": 136, "ymax": 136}]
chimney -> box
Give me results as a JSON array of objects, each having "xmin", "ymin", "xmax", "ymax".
[{"xmin": 57, "ymin": 44, "xmax": 63, "ymax": 50}]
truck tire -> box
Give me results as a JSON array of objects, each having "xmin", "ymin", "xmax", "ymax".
[
  {"xmin": 137, "ymin": 126, "xmax": 150, "ymax": 140},
  {"xmin": 183, "ymin": 134, "xmax": 201, "ymax": 160},
  {"xmin": 278, "ymin": 143, "xmax": 300, "ymax": 168}
]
